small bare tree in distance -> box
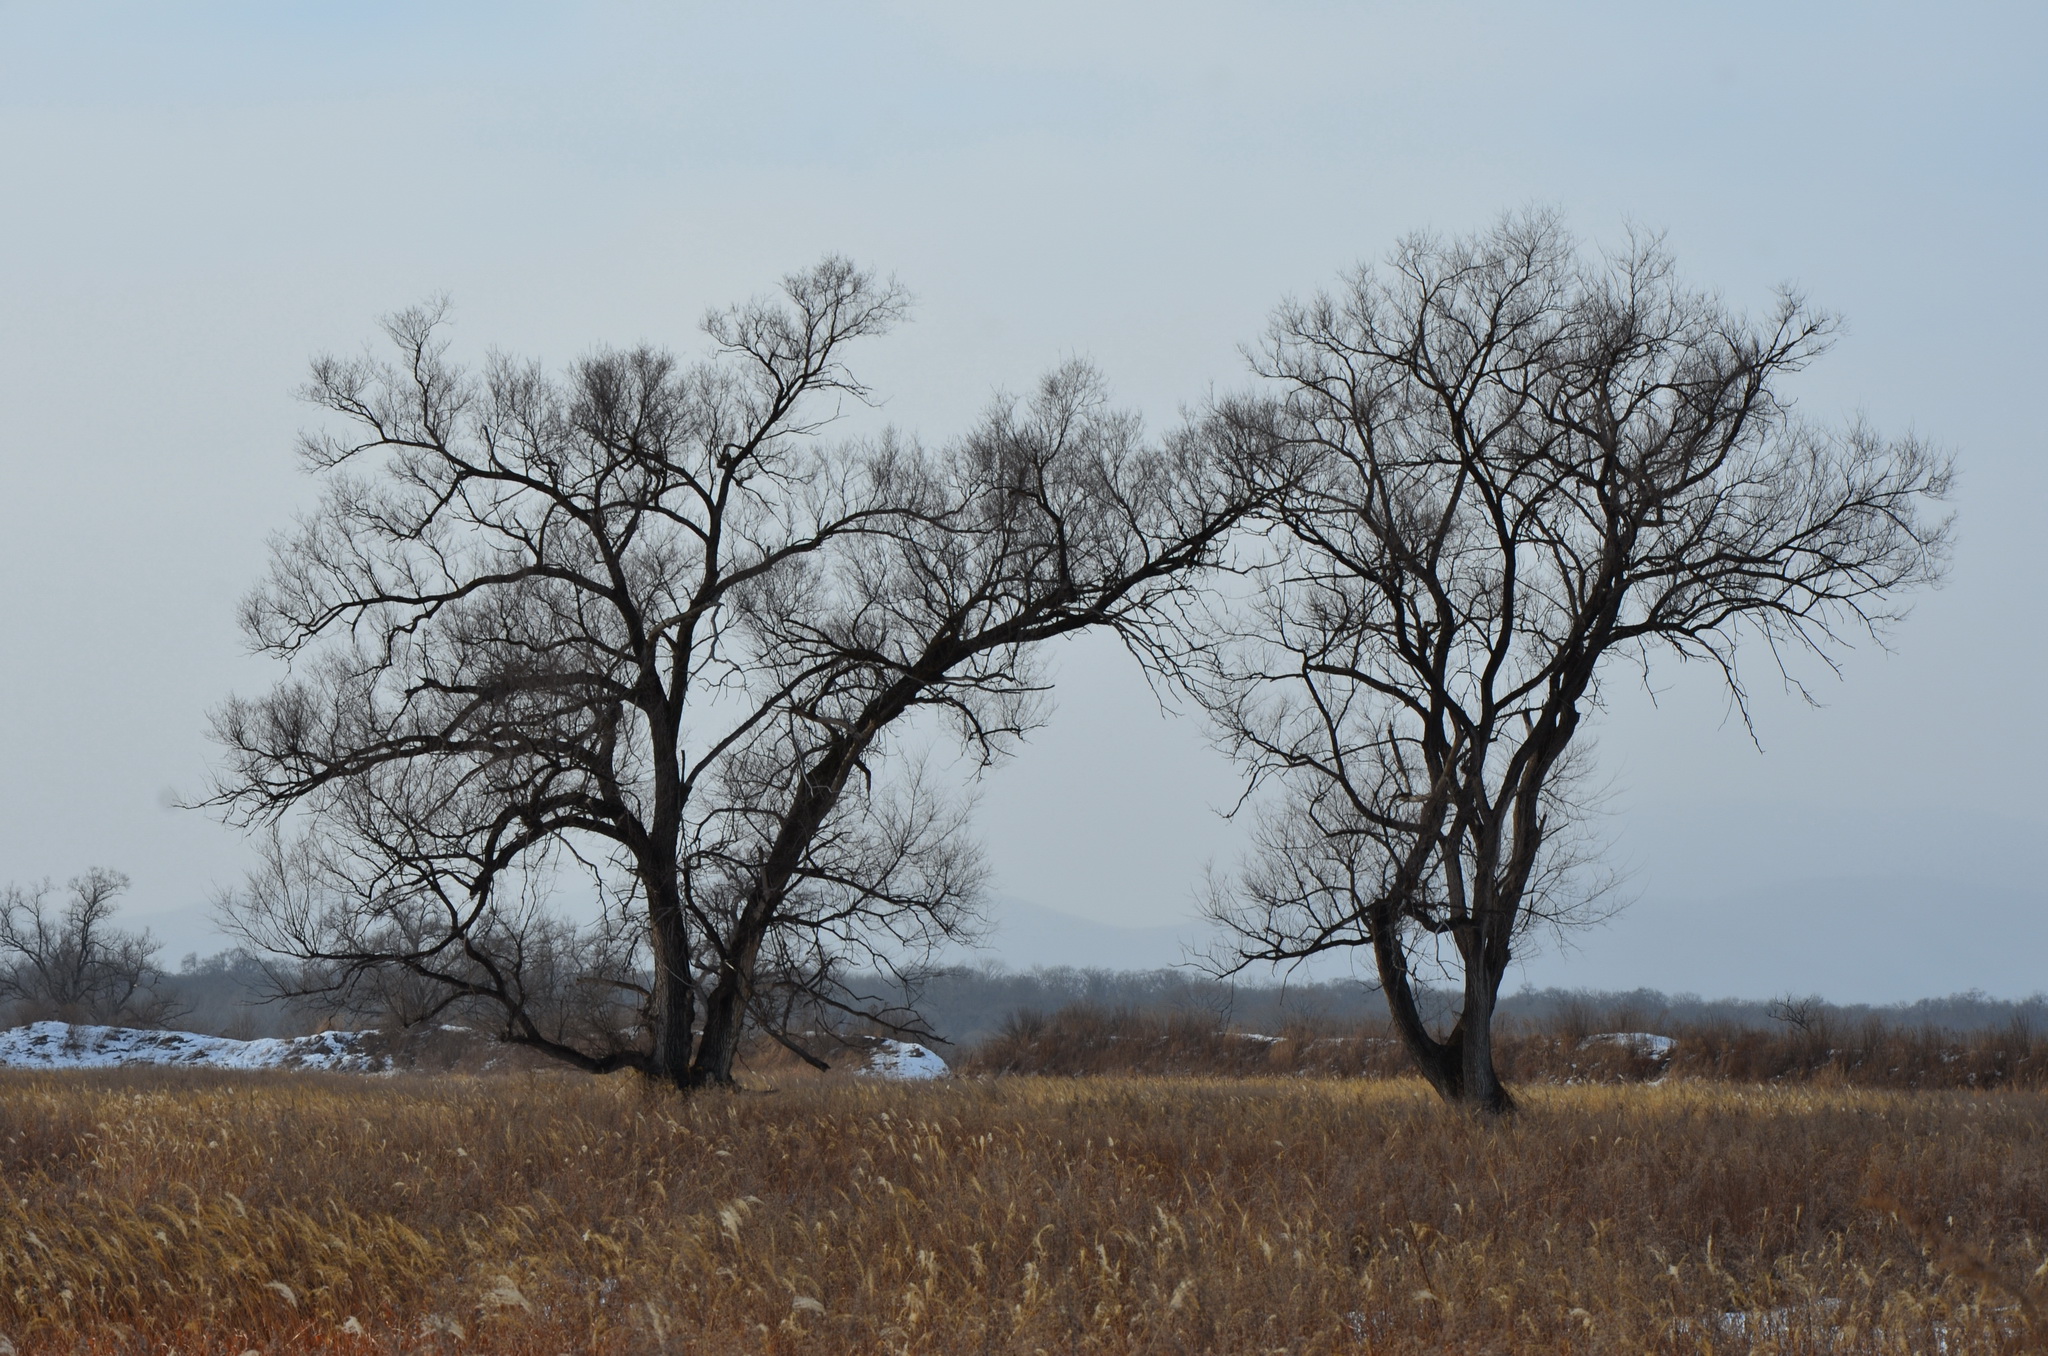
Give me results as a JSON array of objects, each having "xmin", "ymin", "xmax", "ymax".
[
  {"xmin": 0, "ymin": 868, "xmax": 180, "ymax": 1027},
  {"xmin": 1191, "ymin": 212, "xmax": 1953, "ymax": 1112},
  {"xmin": 209, "ymin": 261, "xmax": 1272, "ymax": 1089}
]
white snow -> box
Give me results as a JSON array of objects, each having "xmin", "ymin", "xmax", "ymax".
[
  {"xmin": 1579, "ymin": 1031, "xmax": 1677, "ymax": 1059},
  {"xmin": 860, "ymin": 1038, "xmax": 949, "ymax": 1079},
  {"xmin": 0, "ymin": 1021, "xmax": 388, "ymax": 1072},
  {"xmin": 0, "ymin": 1022, "xmax": 961, "ymax": 1079}
]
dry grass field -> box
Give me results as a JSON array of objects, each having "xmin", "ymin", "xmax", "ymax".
[{"xmin": 2, "ymin": 1069, "xmax": 2045, "ymax": 1354}]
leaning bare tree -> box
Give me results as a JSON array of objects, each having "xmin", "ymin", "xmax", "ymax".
[
  {"xmin": 210, "ymin": 259, "xmax": 1266, "ymax": 1088},
  {"xmin": 1192, "ymin": 213, "xmax": 1951, "ymax": 1112},
  {"xmin": 0, "ymin": 868, "xmax": 180, "ymax": 1027}
]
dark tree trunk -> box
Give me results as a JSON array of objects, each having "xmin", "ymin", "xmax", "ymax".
[
  {"xmin": 687, "ymin": 939, "xmax": 760, "ymax": 1089},
  {"xmin": 646, "ymin": 876, "xmax": 696, "ymax": 1089},
  {"xmin": 1455, "ymin": 951, "xmax": 1514, "ymax": 1115},
  {"xmin": 684, "ymin": 702, "xmax": 909, "ymax": 1089},
  {"xmin": 1371, "ymin": 903, "xmax": 1514, "ymax": 1114}
]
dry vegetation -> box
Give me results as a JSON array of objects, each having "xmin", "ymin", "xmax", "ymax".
[
  {"xmin": 2, "ymin": 1067, "xmax": 2045, "ymax": 1354},
  {"xmin": 963, "ymin": 1005, "xmax": 2048, "ymax": 1090}
]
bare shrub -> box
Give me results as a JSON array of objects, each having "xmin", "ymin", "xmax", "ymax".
[{"xmin": 958, "ymin": 999, "xmax": 2048, "ymax": 1090}]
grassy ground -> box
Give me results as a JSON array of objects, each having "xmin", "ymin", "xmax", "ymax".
[{"xmin": 1, "ymin": 1070, "xmax": 2043, "ymax": 1353}]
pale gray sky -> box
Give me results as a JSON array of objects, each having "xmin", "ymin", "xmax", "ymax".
[{"xmin": 0, "ymin": 3, "xmax": 2040, "ymax": 1001}]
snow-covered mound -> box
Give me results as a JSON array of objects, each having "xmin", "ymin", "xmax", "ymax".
[
  {"xmin": 0, "ymin": 1021, "xmax": 389, "ymax": 1072},
  {"xmin": 1579, "ymin": 1031, "xmax": 1677, "ymax": 1059},
  {"xmin": 860, "ymin": 1038, "xmax": 948, "ymax": 1079}
]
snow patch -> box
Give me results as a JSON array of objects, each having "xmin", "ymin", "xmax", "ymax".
[
  {"xmin": 0, "ymin": 1021, "xmax": 389, "ymax": 1072},
  {"xmin": 860, "ymin": 1039, "xmax": 948, "ymax": 1080}
]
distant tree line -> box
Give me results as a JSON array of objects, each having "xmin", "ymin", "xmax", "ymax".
[
  {"xmin": 61, "ymin": 947, "xmax": 2039, "ymax": 1053},
  {"xmin": 871, "ymin": 968, "xmax": 2048, "ymax": 1047}
]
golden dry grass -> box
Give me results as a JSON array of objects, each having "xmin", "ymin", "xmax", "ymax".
[{"xmin": 1, "ymin": 1069, "xmax": 2043, "ymax": 1353}]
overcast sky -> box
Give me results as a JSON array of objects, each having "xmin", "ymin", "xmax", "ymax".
[{"xmin": 0, "ymin": 3, "xmax": 2041, "ymax": 1002}]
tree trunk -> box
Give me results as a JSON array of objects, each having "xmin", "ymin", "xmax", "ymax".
[
  {"xmin": 645, "ymin": 876, "xmax": 696, "ymax": 1089},
  {"xmin": 1455, "ymin": 952, "xmax": 1514, "ymax": 1115},
  {"xmin": 1371, "ymin": 909, "xmax": 1514, "ymax": 1114},
  {"xmin": 687, "ymin": 944, "xmax": 757, "ymax": 1089},
  {"xmin": 685, "ymin": 716, "xmax": 892, "ymax": 1089}
]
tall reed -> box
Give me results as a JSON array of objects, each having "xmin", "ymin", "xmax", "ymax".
[{"xmin": 1, "ymin": 1069, "xmax": 2042, "ymax": 1352}]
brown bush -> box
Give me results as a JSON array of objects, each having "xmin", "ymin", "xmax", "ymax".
[{"xmin": 961, "ymin": 1003, "xmax": 2048, "ymax": 1090}]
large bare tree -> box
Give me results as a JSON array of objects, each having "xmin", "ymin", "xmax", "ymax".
[
  {"xmin": 1193, "ymin": 214, "xmax": 1952, "ymax": 1111},
  {"xmin": 210, "ymin": 262, "xmax": 1266, "ymax": 1088}
]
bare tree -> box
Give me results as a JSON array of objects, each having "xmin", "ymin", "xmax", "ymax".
[
  {"xmin": 1768, "ymin": 993, "xmax": 1830, "ymax": 1040},
  {"xmin": 210, "ymin": 263, "xmax": 1268, "ymax": 1088},
  {"xmin": 1191, "ymin": 213, "xmax": 1952, "ymax": 1112},
  {"xmin": 0, "ymin": 869, "xmax": 181, "ymax": 1027}
]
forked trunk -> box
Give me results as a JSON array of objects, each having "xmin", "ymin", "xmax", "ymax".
[{"xmin": 1371, "ymin": 914, "xmax": 1515, "ymax": 1114}]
